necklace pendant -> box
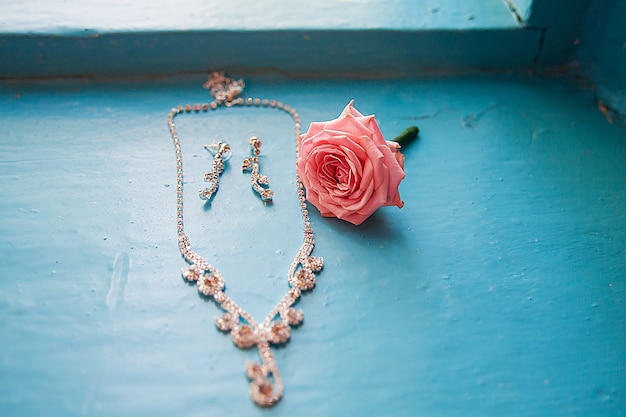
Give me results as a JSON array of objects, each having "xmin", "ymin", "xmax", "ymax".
[{"xmin": 247, "ymin": 342, "xmax": 282, "ymax": 407}]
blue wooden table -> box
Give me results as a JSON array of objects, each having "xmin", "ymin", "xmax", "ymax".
[
  {"xmin": 0, "ymin": 73, "xmax": 624, "ymax": 416},
  {"xmin": 2, "ymin": 0, "xmax": 626, "ymax": 415}
]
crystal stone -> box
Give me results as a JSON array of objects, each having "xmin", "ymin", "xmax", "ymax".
[
  {"xmin": 284, "ymin": 308, "xmax": 304, "ymax": 326},
  {"xmin": 307, "ymin": 256, "xmax": 324, "ymax": 271},
  {"xmin": 267, "ymin": 321, "xmax": 291, "ymax": 344},
  {"xmin": 294, "ymin": 268, "xmax": 316, "ymax": 291},
  {"xmin": 181, "ymin": 264, "xmax": 204, "ymax": 281},
  {"xmin": 197, "ymin": 273, "xmax": 224, "ymax": 296},
  {"xmin": 245, "ymin": 361, "xmax": 266, "ymax": 381},
  {"xmin": 215, "ymin": 312, "xmax": 238, "ymax": 331},
  {"xmin": 231, "ymin": 324, "xmax": 258, "ymax": 349}
]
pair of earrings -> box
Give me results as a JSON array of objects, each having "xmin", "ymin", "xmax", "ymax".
[{"xmin": 199, "ymin": 137, "xmax": 274, "ymax": 202}]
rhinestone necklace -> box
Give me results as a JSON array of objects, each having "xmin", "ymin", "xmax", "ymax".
[{"xmin": 166, "ymin": 73, "xmax": 323, "ymax": 407}]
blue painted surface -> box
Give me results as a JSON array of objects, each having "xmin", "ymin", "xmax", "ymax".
[
  {"xmin": 0, "ymin": 29, "xmax": 542, "ymax": 79},
  {"xmin": 0, "ymin": 0, "xmax": 518, "ymax": 32},
  {"xmin": 526, "ymin": 0, "xmax": 590, "ymax": 67},
  {"xmin": 0, "ymin": 0, "xmax": 545, "ymax": 79},
  {"xmin": 4, "ymin": 0, "xmax": 607, "ymax": 79},
  {"xmin": 3, "ymin": 0, "xmax": 617, "ymax": 81},
  {"xmin": 0, "ymin": 74, "xmax": 624, "ymax": 416},
  {"xmin": 575, "ymin": 0, "xmax": 626, "ymax": 117},
  {"xmin": 510, "ymin": 0, "xmax": 534, "ymax": 21}
]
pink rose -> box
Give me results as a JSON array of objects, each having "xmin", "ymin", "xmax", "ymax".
[{"xmin": 297, "ymin": 100, "xmax": 406, "ymax": 226}]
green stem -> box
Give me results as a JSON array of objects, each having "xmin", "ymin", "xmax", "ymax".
[{"xmin": 391, "ymin": 126, "xmax": 419, "ymax": 146}]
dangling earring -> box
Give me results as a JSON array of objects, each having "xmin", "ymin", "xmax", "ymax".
[
  {"xmin": 242, "ymin": 136, "xmax": 274, "ymax": 202},
  {"xmin": 199, "ymin": 141, "xmax": 231, "ymax": 200}
]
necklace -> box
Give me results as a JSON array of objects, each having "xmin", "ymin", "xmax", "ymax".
[{"xmin": 166, "ymin": 73, "xmax": 323, "ymax": 407}]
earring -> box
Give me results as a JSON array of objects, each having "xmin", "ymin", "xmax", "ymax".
[
  {"xmin": 199, "ymin": 141, "xmax": 231, "ymax": 200},
  {"xmin": 242, "ymin": 136, "xmax": 274, "ymax": 202}
]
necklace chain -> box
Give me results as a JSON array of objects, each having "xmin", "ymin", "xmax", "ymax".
[{"xmin": 167, "ymin": 73, "xmax": 322, "ymax": 407}]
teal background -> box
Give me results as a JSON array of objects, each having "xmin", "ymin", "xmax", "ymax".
[
  {"xmin": 1, "ymin": 74, "xmax": 624, "ymax": 417},
  {"xmin": 1, "ymin": 1, "xmax": 626, "ymax": 416}
]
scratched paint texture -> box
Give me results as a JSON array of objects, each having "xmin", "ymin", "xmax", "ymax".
[{"xmin": 0, "ymin": 74, "xmax": 624, "ymax": 416}]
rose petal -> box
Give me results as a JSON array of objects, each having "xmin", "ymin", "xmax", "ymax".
[
  {"xmin": 297, "ymin": 101, "xmax": 406, "ymax": 225},
  {"xmin": 340, "ymin": 100, "xmax": 364, "ymax": 118}
]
